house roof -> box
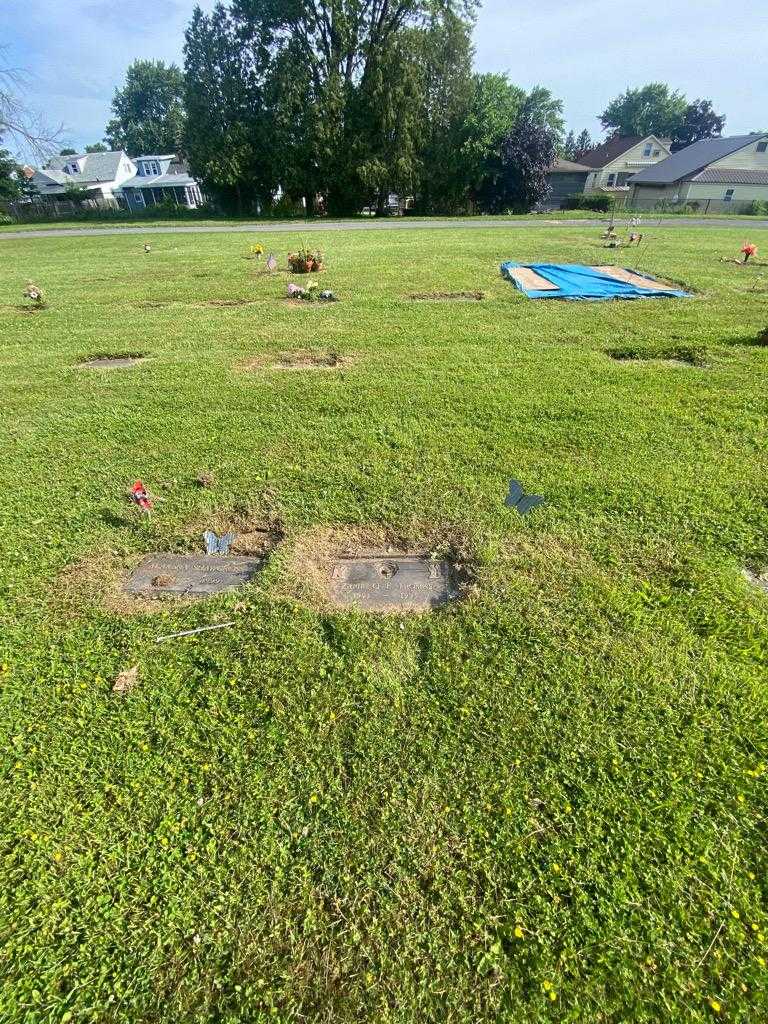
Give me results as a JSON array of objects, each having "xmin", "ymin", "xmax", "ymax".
[
  {"xmin": 691, "ymin": 167, "xmax": 768, "ymax": 185},
  {"xmin": 629, "ymin": 134, "xmax": 767, "ymax": 185},
  {"xmin": 44, "ymin": 150, "xmax": 128, "ymax": 183},
  {"xmin": 577, "ymin": 136, "xmax": 648, "ymax": 168},
  {"xmin": 548, "ymin": 158, "xmax": 591, "ymax": 173},
  {"xmin": 134, "ymin": 154, "xmax": 175, "ymax": 162},
  {"xmin": 121, "ymin": 172, "xmax": 197, "ymax": 189}
]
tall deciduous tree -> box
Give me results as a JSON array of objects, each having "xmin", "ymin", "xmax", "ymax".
[
  {"xmin": 671, "ymin": 99, "xmax": 726, "ymax": 151},
  {"xmin": 105, "ymin": 60, "xmax": 186, "ymax": 156},
  {"xmin": 0, "ymin": 52, "xmax": 60, "ymax": 159},
  {"xmin": 228, "ymin": 0, "xmax": 478, "ymax": 213},
  {"xmin": 600, "ymin": 82, "xmax": 687, "ymax": 138}
]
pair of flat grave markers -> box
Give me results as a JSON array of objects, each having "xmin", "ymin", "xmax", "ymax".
[{"xmin": 123, "ymin": 484, "xmax": 542, "ymax": 608}]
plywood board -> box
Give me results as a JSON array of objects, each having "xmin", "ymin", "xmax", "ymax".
[
  {"xmin": 507, "ymin": 267, "xmax": 559, "ymax": 291},
  {"xmin": 594, "ymin": 266, "xmax": 676, "ymax": 291}
]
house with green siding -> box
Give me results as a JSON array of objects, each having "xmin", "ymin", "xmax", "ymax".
[{"xmin": 629, "ymin": 134, "xmax": 768, "ymax": 212}]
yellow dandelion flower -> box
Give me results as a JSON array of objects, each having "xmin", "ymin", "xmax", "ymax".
[
  {"xmin": 752, "ymin": 923, "xmax": 759, "ymax": 932},
  {"xmin": 365, "ymin": 972, "xmax": 374, "ymax": 984},
  {"xmin": 53, "ymin": 851, "xmax": 62, "ymax": 862},
  {"xmin": 757, "ymin": 956, "xmax": 765, "ymax": 967},
  {"xmin": 552, "ymin": 863, "xmax": 561, "ymax": 874},
  {"xmin": 548, "ymin": 991, "xmax": 557, "ymax": 1001},
  {"xmin": 565, "ymin": 804, "xmax": 572, "ymax": 812},
  {"xmin": 201, "ymin": 764, "xmax": 211, "ymax": 772},
  {"xmin": 749, "ymin": 872, "xmax": 756, "ymax": 880},
  {"xmin": 542, "ymin": 980, "xmax": 552, "ymax": 991},
  {"xmin": 309, "ymin": 794, "xmax": 319, "ymax": 804},
  {"xmin": 708, "ymin": 998, "xmax": 722, "ymax": 1013},
  {"xmin": 731, "ymin": 909, "xmax": 740, "ymax": 920},
  {"xmin": 514, "ymin": 926, "xmax": 524, "ymax": 939},
  {"xmin": 737, "ymin": 794, "xmax": 745, "ymax": 803}
]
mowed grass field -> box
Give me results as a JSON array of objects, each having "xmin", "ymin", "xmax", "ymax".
[{"xmin": 1, "ymin": 226, "xmax": 767, "ymax": 1023}]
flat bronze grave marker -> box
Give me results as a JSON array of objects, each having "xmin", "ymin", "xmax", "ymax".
[
  {"xmin": 124, "ymin": 553, "xmax": 263, "ymax": 597},
  {"xmin": 328, "ymin": 555, "xmax": 459, "ymax": 611}
]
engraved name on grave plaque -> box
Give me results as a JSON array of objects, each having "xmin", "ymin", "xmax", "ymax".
[
  {"xmin": 328, "ymin": 556, "xmax": 458, "ymax": 611},
  {"xmin": 124, "ymin": 554, "xmax": 263, "ymax": 597}
]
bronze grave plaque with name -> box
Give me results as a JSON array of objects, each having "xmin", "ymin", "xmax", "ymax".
[
  {"xmin": 124, "ymin": 554, "xmax": 264, "ymax": 597},
  {"xmin": 327, "ymin": 556, "xmax": 459, "ymax": 611}
]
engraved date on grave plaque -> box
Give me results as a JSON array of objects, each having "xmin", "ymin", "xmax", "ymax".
[
  {"xmin": 328, "ymin": 556, "xmax": 458, "ymax": 611},
  {"xmin": 124, "ymin": 554, "xmax": 264, "ymax": 597}
]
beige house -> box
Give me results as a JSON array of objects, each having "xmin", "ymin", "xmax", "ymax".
[
  {"xmin": 578, "ymin": 135, "xmax": 672, "ymax": 199},
  {"xmin": 629, "ymin": 134, "xmax": 768, "ymax": 212}
]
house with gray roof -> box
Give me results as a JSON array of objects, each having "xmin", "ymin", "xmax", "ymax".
[
  {"xmin": 541, "ymin": 158, "xmax": 591, "ymax": 209},
  {"xmin": 31, "ymin": 150, "xmax": 137, "ymax": 200},
  {"xmin": 118, "ymin": 154, "xmax": 204, "ymax": 210},
  {"xmin": 629, "ymin": 134, "xmax": 768, "ymax": 212}
]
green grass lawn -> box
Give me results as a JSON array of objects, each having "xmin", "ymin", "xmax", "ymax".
[{"xmin": 1, "ymin": 226, "xmax": 767, "ymax": 1023}]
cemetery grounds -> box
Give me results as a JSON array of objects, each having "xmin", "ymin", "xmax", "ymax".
[{"xmin": 1, "ymin": 225, "xmax": 767, "ymax": 1022}]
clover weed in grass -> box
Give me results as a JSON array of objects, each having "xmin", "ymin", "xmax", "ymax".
[{"xmin": 0, "ymin": 226, "xmax": 767, "ymax": 1022}]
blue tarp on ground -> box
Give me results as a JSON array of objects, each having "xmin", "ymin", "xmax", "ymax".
[{"xmin": 500, "ymin": 262, "xmax": 691, "ymax": 301}]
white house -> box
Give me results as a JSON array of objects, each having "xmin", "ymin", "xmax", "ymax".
[
  {"xmin": 31, "ymin": 151, "xmax": 137, "ymax": 200},
  {"xmin": 118, "ymin": 155, "xmax": 204, "ymax": 210}
]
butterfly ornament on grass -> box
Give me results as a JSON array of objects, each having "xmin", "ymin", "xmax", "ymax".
[
  {"xmin": 505, "ymin": 479, "xmax": 544, "ymax": 516},
  {"xmin": 204, "ymin": 530, "xmax": 235, "ymax": 555}
]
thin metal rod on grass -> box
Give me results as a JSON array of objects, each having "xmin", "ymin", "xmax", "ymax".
[{"xmin": 155, "ymin": 622, "xmax": 236, "ymax": 643}]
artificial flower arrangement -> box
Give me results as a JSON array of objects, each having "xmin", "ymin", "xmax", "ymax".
[
  {"xmin": 250, "ymin": 243, "xmax": 264, "ymax": 259},
  {"xmin": 287, "ymin": 281, "xmax": 337, "ymax": 302},
  {"xmin": 23, "ymin": 281, "xmax": 45, "ymax": 306},
  {"xmin": 288, "ymin": 246, "xmax": 324, "ymax": 273},
  {"xmin": 741, "ymin": 242, "xmax": 758, "ymax": 263}
]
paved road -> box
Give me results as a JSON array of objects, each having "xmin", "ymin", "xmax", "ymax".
[{"xmin": 1, "ymin": 217, "xmax": 767, "ymax": 240}]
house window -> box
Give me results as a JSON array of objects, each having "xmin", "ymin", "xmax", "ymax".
[
  {"xmin": 652, "ymin": 149, "xmax": 660, "ymax": 157},
  {"xmin": 642, "ymin": 144, "xmax": 653, "ymax": 157},
  {"xmin": 132, "ymin": 190, "xmax": 145, "ymax": 206},
  {"xmin": 607, "ymin": 173, "xmax": 617, "ymax": 187},
  {"xmin": 757, "ymin": 141, "xmax": 768, "ymax": 153},
  {"xmin": 723, "ymin": 189, "xmax": 735, "ymax": 202}
]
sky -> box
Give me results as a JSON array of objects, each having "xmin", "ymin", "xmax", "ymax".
[{"xmin": 1, "ymin": 0, "xmax": 766, "ymax": 157}]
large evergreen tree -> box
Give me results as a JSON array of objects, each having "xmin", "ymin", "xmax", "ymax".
[
  {"xmin": 184, "ymin": 5, "xmax": 274, "ymax": 213},
  {"xmin": 105, "ymin": 60, "xmax": 186, "ymax": 155}
]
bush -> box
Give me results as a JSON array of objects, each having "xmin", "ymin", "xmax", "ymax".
[
  {"xmin": 562, "ymin": 192, "xmax": 615, "ymax": 212},
  {"xmin": 747, "ymin": 200, "xmax": 767, "ymax": 216}
]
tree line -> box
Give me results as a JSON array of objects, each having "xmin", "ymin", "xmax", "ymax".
[{"xmin": 1, "ymin": 7, "xmax": 734, "ymax": 213}]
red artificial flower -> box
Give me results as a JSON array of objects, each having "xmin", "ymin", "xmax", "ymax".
[
  {"xmin": 741, "ymin": 243, "xmax": 758, "ymax": 257},
  {"xmin": 130, "ymin": 480, "xmax": 153, "ymax": 512}
]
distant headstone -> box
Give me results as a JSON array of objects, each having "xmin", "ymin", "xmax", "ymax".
[
  {"xmin": 124, "ymin": 553, "xmax": 263, "ymax": 597},
  {"xmin": 327, "ymin": 555, "xmax": 458, "ymax": 611}
]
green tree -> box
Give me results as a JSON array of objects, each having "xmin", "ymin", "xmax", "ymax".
[
  {"xmin": 85, "ymin": 142, "xmax": 108, "ymax": 153},
  {"xmin": 59, "ymin": 147, "xmax": 77, "ymax": 156},
  {"xmin": 0, "ymin": 142, "xmax": 23, "ymax": 200},
  {"xmin": 228, "ymin": 0, "xmax": 479, "ymax": 214},
  {"xmin": 574, "ymin": 129, "xmax": 593, "ymax": 158},
  {"xmin": 562, "ymin": 130, "xmax": 576, "ymax": 160},
  {"xmin": 600, "ymin": 83, "xmax": 687, "ymax": 138},
  {"xmin": 405, "ymin": 13, "xmax": 474, "ymax": 214},
  {"xmin": 519, "ymin": 85, "xmax": 564, "ymax": 140},
  {"xmin": 105, "ymin": 60, "xmax": 186, "ymax": 156},
  {"xmin": 461, "ymin": 73, "xmax": 525, "ymax": 198},
  {"xmin": 671, "ymin": 99, "xmax": 726, "ymax": 151},
  {"xmin": 184, "ymin": 4, "xmax": 274, "ymax": 213}
]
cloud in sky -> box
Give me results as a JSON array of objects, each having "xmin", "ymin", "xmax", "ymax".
[{"xmin": 1, "ymin": 0, "xmax": 765, "ymax": 155}]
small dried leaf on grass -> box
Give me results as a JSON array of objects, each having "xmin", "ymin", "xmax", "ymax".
[
  {"xmin": 196, "ymin": 472, "xmax": 215, "ymax": 488},
  {"xmin": 113, "ymin": 665, "xmax": 139, "ymax": 695}
]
